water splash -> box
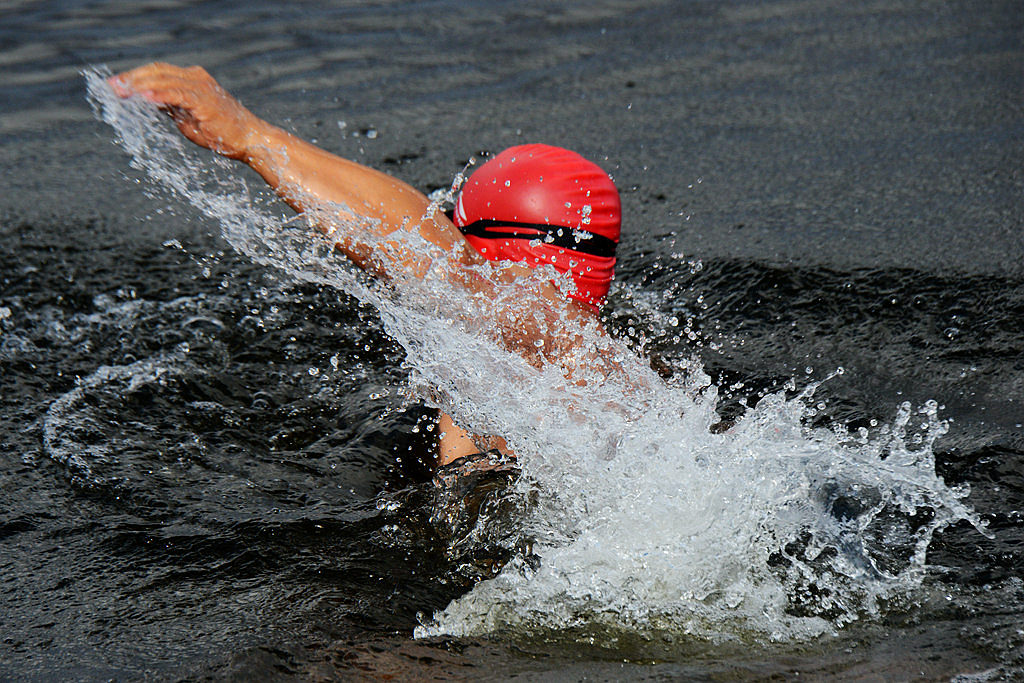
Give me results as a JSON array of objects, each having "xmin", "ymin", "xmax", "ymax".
[
  {"xmin": 45, "ymin": 350, "xmax": 187, "ymax": 485},
  {"xmin": 85, "ymin": 66, "xmax": 989, "ymax": 643}
]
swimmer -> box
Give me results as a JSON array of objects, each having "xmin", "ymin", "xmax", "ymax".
[{"xmin": 110, "ymin": 63, "xmax": 624, "ymax": 468}]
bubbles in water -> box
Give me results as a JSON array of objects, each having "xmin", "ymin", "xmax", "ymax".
[{"xmin": 44, "ymin": 352, "xmax": 185, "ymax": 483}]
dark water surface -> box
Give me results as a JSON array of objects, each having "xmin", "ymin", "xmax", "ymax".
[{"xmin": 2, "ymin": 0, "xmax": 1023, "ymax": 680}]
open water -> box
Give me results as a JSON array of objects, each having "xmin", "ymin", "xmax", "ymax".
[{"xmin": 2, "ymin": 1, "xmax": 1023, "ymax": 680}]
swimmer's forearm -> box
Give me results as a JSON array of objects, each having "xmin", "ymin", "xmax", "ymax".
[
  {"xmin": 110, "ymin": 63, "xmax": 466, "ymax": 269},
  {"xmin": 241, "ymin": 122, "xmax": 459, "ymax": 247}
]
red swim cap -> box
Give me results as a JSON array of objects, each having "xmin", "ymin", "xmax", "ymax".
[{"xmin": 453, "ymin": 144, "xmax": 620, "ymax": 308}]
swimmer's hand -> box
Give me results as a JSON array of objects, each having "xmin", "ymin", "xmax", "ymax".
[{"xmin": 110, "ymin": 63, "xmax": 261, "ymax": 161}]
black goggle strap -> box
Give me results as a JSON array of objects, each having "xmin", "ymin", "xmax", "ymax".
[{"xmin": 457, "ymin": 219, "xmax": 617, "ymax": 259}]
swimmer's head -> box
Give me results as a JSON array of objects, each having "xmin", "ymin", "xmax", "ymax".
[{"xmin": 453, "ymin": 144, "xmax": 621, "ymax": 308}]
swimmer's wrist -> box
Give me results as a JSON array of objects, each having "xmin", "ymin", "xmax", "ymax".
[{"xmin": 239, "ymin": 118, "xmax": 282, "ymax": 164}]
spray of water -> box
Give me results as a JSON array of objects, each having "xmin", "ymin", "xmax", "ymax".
[{"xmin": 85, "ymin": 66, "xmax": 989, "ymax": 643}]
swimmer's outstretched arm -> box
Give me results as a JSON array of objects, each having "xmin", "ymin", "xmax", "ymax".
[{"xmin": 110, "ymin": 63, "xmax": 475, "ymax": 275}]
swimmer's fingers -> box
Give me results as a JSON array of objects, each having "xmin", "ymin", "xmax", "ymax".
[
  {"xmin": 109, "ymin": 63, "xmax": 258, "ymax": 159},
  {"xmin": 110, "ymin": 64, "xmax": 234, "ymax": 119},
  {"xmin": 111, "ymin": 63, "xmax": 202, "ymax": 103}
]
